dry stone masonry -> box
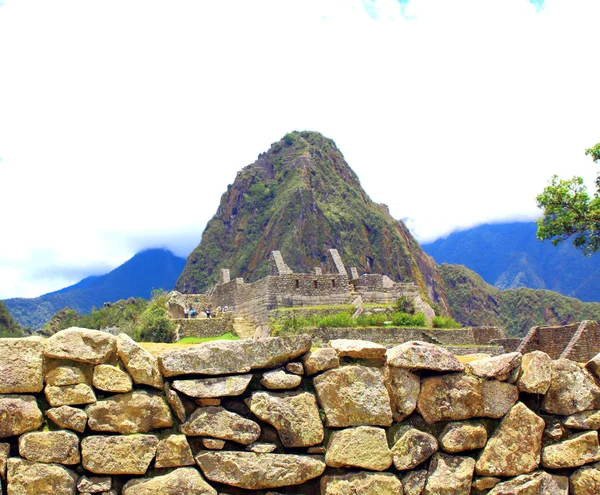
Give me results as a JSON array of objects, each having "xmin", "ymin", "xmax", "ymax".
[{"xmin": 3, "ymin": 329, "xmax": 600, "ymax": 493}]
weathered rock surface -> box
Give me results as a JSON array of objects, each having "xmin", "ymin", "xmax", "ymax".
[
  {"xmin": 0, "ymin": 337, "xmax": 45, "ymax": 394},
  {"xmin": 6, "ymin": 458, "xmax": 77, "ymax": 495},
  {"xmin": 202, "ymin": 438, "xmax": 225, "ymax": 450},
  {"xmin": 329, "ymin": 339, "xmax": 387, "ymax": 359},
  {"xmin": 45, "ymin": 383, "xmax": 96, "ymax": 407},
  {"xmin": 488, "ymin": 471, "xmax": 566, "ymax": 495},
  {"xmin": 516, "ymin": 351, "xmax": 552, "ymax": 394},
  {"xmin": 472, "ymin": 476, "xmax": 501, "ymax": 493},
  {"xmin": 0, "ymin": 442, "xmax": 9, "ymax": 479},
  {"xmin": 417, "ymin": 373, "xmax": 483, "ymax": 424},
  {"xmin": 155, "ymin": 434, "xmax": 195, "ymax": 468},
  {"xmin": 314, "ymin": 365, "xmax": 392, "ymax": 427},
  {"xmin": 195, "ymin": 451, "xmax": 325, "ymax": 490},
  {"xmin": 302, "ymin": 347, "xmax": 339, "ymax": 375},
  {"xmin": 387, "ymin": 341, "xmax": 464, "ymax": 372},
  {"xmin": 77, "ymin": 475, "xmax": 112, "ymax": 493},
  {"xmin": 19, "ymin": 430, "xmax": 80, "ymax": 465},
  {"xmin": 286, "ymin": 362, "xmax": 304, "ymax": 375},
  {"xmin": 570, "ymin": 462, "xmax": 600, "ymax": 495},
  {"xmin": 321, "ymin": 472, "xmax": 403, "ymax": 494},
  {"xmin": 439, "ymin": 421, "xmax": 488, "ymax": 453},
  {"xmin": 246, "ymin": 442, "xmax": 277, "ymax": 453},
  {"xmin": 385, "ymin": 366, "xmax": 420, "ymax": 423},
  {"xmin": 117, "ymin": 333, "xmax": 163, "ymax": 388},
  {"xmin": 172, "ymin": 375, "xmax": 253, "ymax": 398},
  {"xmin": 476, "ymin": 402, "xmax": 544, "ymax": 477},
  {"xmin": 424, "ymin": 453, "xmax": 475, "ymax": 495},
  {"xmin": 46, "ymin": 405, "xmax": 87, "ymax": 433},
  {"xmin": 92, "ymin": 364, "xmax": 132, "ymax": 393},
  {"xmin": 86, "ymin": 390, "xmax": 172, "ymax": 434},
  {"xmin": 158, "ymin": 336, "xmax": 311, "ymax": 376},
  {"xmin": 164, "ymin": 382, "xmax": 187, "ymax": 422},
  {"xmin": 0, "ymin": 395, "xmax": 43, "ymax": 438},
  {"xmin": 542, "ymin": 431, "xmax": 600, "ymax": 469},
  {"xmin": 564, "ymin": 409, "xmax": 600, "ymax": 430},
  {"xmin": 466, "ymin": 352, "xmax": 521, "ymax": 381},
  {"xmin": 326, "ymin": 426, "xmax": 392, "ymax": 471},
  {"xmin": 122, "ymin": 467, "xmax": 216, "ymax": 495},
  {"xmin": 482, "ymin": 380, "xmax": 519, "ymax": 418},
  {"xmin": 401, "ymin": 470, "xmax": 427, "ymax": 495},
  {"xmin": 261, "ymin": 369, "xmax": 302, "ymax": 389},
  {"xmin": 542, "ymin": 359, "xmax": 600, "ymax": 416},
  {"xmin": 246, "ymin": 391, "xmax": 323, "ymax": 447},
  {"xmin": 392, "ymin": 428, "xmax": 438, "ymax": 470},
  {"xmin": 81, "ymin": 435, "xmax": 158, "ymax": 475},
  {"xmin": 180, "ymin": 406, "xmax": 261, "ymax": 445},
  {"xmin": 45, "ymin": 363, "xmax": 89, "ymax": 387},
  {"xmin": 45, "ymin": 328, "xmax": 116, "ymax": 365}
]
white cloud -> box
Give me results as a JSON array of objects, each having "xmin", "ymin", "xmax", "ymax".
[{"xmin": 0, "ymin": 0, "xmax": 599, "ymax": 298}]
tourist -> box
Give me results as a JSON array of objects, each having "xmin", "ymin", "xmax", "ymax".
[
  {"xmin": 183, "ymin": 308, "xmax": 189, "ymax": 318},
  {"xmin": 190, "ymin": 307, "xmax": 196, "ymax": 318},
  {"xmin": 205, "ymin": 307, "xmax": 211, "ymax": 318}
]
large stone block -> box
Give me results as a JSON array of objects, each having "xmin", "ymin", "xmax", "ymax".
[
  {"xmin": 18, "ymin": 430, "xmax": 80, "ymax": 465},
  {"xmin": 385, "ymin": 366, "xmax": 420, "ymax": 423},
  {"xmin": 329, "ymin": 339, "xmax": 387, "ymax": 359},
  {"xmin": 314, "ymin": 365, "xmax": 392, "ymax": 427},
  {"xmin": 466, "ymin": 352, "xmax": 521, "ymax": 381},
  {"xmin": 387, "ymin": 341, "xmax": 464, "ymax": 372},
  {"xmin": 542, "ymin": 359, "xmax": 600, "ymax": 416},
  {"xmin": 172, "ymin": 375, "xmax": 253, "ymax": 398},
  {"xmin": 570, "ymin": 463, "xmax": 600, "ymax": 495},
  {"xmin": 117, "ymin": 333, "xmax": 163, "ymax": 389},
  {"xmin": 44, "ymin": 328, "xmax": 116, "ymax": 365},
  {"xmin": 122, "ymin": 467, "xmax": 216, "ymax": 495},
  {"xmin": 0, "ymin": 395, "xmax": 43, "ymax": 438},
  {"xmin": 45, "ymin": 383, "xmax": 96, "ymax": 407},
  {"xmin": 326, "ymin": 426, "xmax": 392, "ymax": 471},
  {"xmin": 0, "ymin": 337, "xmax": 45, "ymax": 394},
  {"xmin": 321, "ymin": 472, "xmax": 403, "ymax": 494},
  {"xmin": 488, "ymin": 471, "xmax": 567, "ymax": 495},
  {"xmin": 392, "ymin": 428, "xmax": 438, "ymax": 470},
  {"xmin": 46, "ymin": 406, "xmax": 87, "ymax": 433},
  {"xmin": 439, "ymin": 421, "xmax": 488, "ymax": 453},
  {"xmin": 81, "ymin": 435, "xmax": 158, "ymax": 475},
  {"xmin": 155, "ymin": 434, "xmax": 195, "ymax": 469},
  {"xmin": 6, "ymin": 458, "xmax": 77, "ymax": 495},
  {"xmin": 92, "ymin": 364, "xmax": 132, "ymax": 393},
  {"xmin": 424, "ymin": 453, "xmax": 475, "ymax": 495},
  {"xmin": 302, "ymin": 347, "xmax": 339, "ymax": 375},
  {"xmin": 180, "ymin": 406, "xmax": 261, "ymax": 445},
  {"xmin": 517, "ymin": 351, "xmax": 552, "ymax": 394},
  {"xmin": 542, "ymin": 431, "xmax": 600, "ymax": 469}
]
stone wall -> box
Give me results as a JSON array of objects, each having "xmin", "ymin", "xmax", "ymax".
[
  {"xmin": 175, "ymin": 314, "xmax": 234, "ymax": 340},
  {"xmin": 3, "ymin": 329, "xmax": 600, "ymax": 493}
]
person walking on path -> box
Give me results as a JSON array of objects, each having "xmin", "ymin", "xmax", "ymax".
[{"xmin": 205, "ymin": 307, "xmax": 211, "ymax": 318}]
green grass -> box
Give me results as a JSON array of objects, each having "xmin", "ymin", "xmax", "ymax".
[
  {"xmin": 271, "ymin": 304, "xmax": 353, "ymax": 312},
  {"xmin": 176, "ymin": 333, "xmax": 240, "ymax": 344}
]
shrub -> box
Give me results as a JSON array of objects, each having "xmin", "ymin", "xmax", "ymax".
[
  {"xmin": 395, "ymin": 296, "xmax": 415, "ymax": 314},
  {"xmin": 136, "ymin": 290, "xmax": 176, "ymax": 342},
  {"xmin": 432, "ymin": 316, "xmax": 462, "ymax": 329}
]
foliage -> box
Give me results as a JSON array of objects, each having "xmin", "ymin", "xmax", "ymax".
[
  {"xmin": 432, "ymin": 315, "xmax": 462, "ymax": 329},
  {"xmin": 177, "ymin": 333, "xmax": 240, "ymax": 344},
  {"xmin": 536, "ymin": 143, "xmax": 600, "ymax": 254},
  {"xmin": 0, "ymin": 300, "xmax": 23, "ymax": 338},
  {"xmin": 395, "ymin": 296, "xmax": 415, "ymax": 314},
  {"xmin": 136, "ymin": 290, "xmax": 177, "ymax": 343}
]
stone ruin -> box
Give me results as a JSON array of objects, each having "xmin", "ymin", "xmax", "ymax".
[{"xmin": 2, "ymin": 328, "xmax": 600, "ymax": 493}]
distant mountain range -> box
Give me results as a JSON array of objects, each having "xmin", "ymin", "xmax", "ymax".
[
  {"xmin": 423, "ymin": 222, "xmax": 600, "ymax": 302},
  {"xmin": 3, "ymin": 249, "xmax": 186, "ymax": 329}
]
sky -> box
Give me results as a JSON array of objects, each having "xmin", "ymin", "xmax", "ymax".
[{"xmin": 0, "ymin": 0, "xmax": 599, "ymax": 299}]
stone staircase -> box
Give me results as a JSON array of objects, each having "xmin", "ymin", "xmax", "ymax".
[{"xmin": 233, "ymin": 317, "xmax": 256, "ymax": 339}]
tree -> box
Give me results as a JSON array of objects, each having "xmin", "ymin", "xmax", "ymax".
[{"xmin": 536, "ymin": 143, "xmax": 600, "ymax": 254}]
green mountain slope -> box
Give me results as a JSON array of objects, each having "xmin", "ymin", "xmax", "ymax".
[
  {"xmin": 175, "ymin": 131, "xmax": 450, "ymax": 311},
  {"xmin": 440, "ymin": 263, "xmax": 600, "ymax": 336},
  {"xmin": 0, "ymin": 300, "xmax": 22, "ymax": 337}
]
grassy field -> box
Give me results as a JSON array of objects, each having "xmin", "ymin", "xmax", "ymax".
[{"xmin": 140, "ymin": 332, "xmax": 240, "ymax": 356}]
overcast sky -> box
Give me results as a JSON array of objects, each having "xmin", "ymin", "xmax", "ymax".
[{"xmin": 1, "ymin": 0, "xmax": 599, "ymax": 299}]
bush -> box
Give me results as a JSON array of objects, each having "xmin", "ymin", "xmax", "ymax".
[
  {"xmin": 136, "ymin": 290, "xmax": 176, "ymax": 342},
  {"xmin": 395, "ymin": 296, "xmax": 415, "ymax": 314},
  {"xmin": 432, "ymin": 316, "xmax": 462, "ymax": 329}
]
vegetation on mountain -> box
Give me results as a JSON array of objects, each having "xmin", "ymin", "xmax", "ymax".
[
  {"xmin": 4, "ymin": 249, "xmax": 186, "ymax": 329},
  {"xmin": 0, "ymin": 300, "xmax": 23, "ymax": 337},
  {"xmin": 423, "ymin": 222, "xmax": 600, "ymax": 302},
  {"xmin": 439, "ymin": 263, "xmax": 600, "ymax": 336},
  {"xmin": 536, "ymin": 142, "xmax": 600, "ymax": 254},
  {"xmin": 176, "ymin": 131, "xmax": 450, "ymax": 312}
]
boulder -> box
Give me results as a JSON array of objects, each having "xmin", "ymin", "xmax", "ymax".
[
  {"xmin": 482, "ymin": 380, "xmax": 519, "ymax": 418},
  {"xmin": 164, "ymin": 382, "xmax": 187, "ymax": 423},
  {"xmin": 158, "ymin": 336, "xmax": 311, "ymax": 377},
  {"xmin": 417, "ymin": 373, "xmax": 483, "ymax": 424},
  {"xmin": 516, "ymin": 351, "xmax": 552, "ymax": 394},
  {"xmin": 286, "ymin": 362, "xmax": 304, "ymax": 375},
  {"xmin": 92, "ymin": 365, "xmax": 132, "ymax": 393},
  {"xmin": 246, "ymin": 391, "xmax": 323, "ymax": 447},
  {"xmin": 6, "ymin": 458, "xmax": 77, "ymax": 495},
  {"xmin": 401, "ymin": 470, "xmax": 427, "ymax": 495},
  {"xmin": 391, "ymin": 428, "xmax": 438, "ymax": 470},
  {"xmin": 45, "ymin": 363, "xmax": 89, "ymax": 386},
  {"xmin": 0, "ymin": 395, "xmax": 43, "ymax": 438},
  {"xmin": 116, "ymin": 333, "xmax": 163, "ymax": 388},
  {"xmin": 44, "ymin": 383, "xmax": 96, "ymax": 407},
  {"xmin": 202, "ymin": 438, "xmax": 225, "ymax": 450},
  {"xmin": 476, "ymin": 402, "xmax": 544, "ymax": 477},
  {"xmin": 387, "ymin": 341, "xmax": 464, "ymax": 372},
  {"xmin": 77, "ymin": 476, "xmax": 112, "ymax": 493},
  {"xmin": 302, "ymin": 347, "xmax": 340, "ymax": 375},
  {"xmin": 172, "ymin": 375, "xmax": 253, "ymax": 398},
  {"xmin": 0, "ymin": 337, "xmax": 45, "ymax": 393},
  {"xmin": 586, "ymin": 352, "xmax": 600, "ymax": 380},
  {"xmin": 570, "ymin": 462, "xmax": 600, "ymax": 495},
  {"xmin": 542, "ymin": 359, "xmax": 600, "ymax": 416},
  {"xmin": 321, "ymin": 472, "xmax": 403, "ymax": 494},
  {"xmin": 488, "ymin": 471, "xmax": 567, "ymax": 495},
  {"xmin": 325, "ymin": 426, "xmax": 392, "ymax": 471},
  {"xmin": 472, "ymin": 477, "xmax": 501, "ymax": 493},
  {"xmin": 313, "ymin": 365, "xmax": 392, "ymax": 427},
  {"xmin": 424, "ymin": 453, "xmax": 475, "ymax": 495},
  {"xmin": 180, "ymin": 406, "xmax": 261, "ymax": 445},
  {"xmin": 195, "ymin": 451, "xmax": 325, "ymax": 490},
  {"xmin": 86, "ymin": 390, "xmax": 173, "ymax": 434},
  {"xmin": 329, "ymin": 339, "xmax": 387, "ymax": 359},
  {"xmin": 466, "ymin": 352, "xmax": 521, "ymax": 381},
  {"xmin": 19, "ymin": 430, "xmax": 80, "ymax": 465},
  {"xmin": 384, "ymin": 366, "xmax": 420, "ymax": 423},
  {"xmin": 542, "ymin": 431, "xmax": 600, "ymax": 469},
  {"xmin": 155, "ymin": 434, "xmax": 195, "ymax": 468},
  {"xmin": 46, "ymin": 406, "xmax": 87, "ymax": 433},
  {"xmin": 81, "ymin": 435, "xmax": 158, "ymax": 475},
  {"xmin": 45, "ymin": 328, "xmax": 116, "ymax": 365},
  {"xmin": 261, "ymin": 369, "xmax": 302, "ymax": 390},
  {"xmin": 439, "ymin": 421, "xmax": 488, "ymax": 453},
  {"xmin": 122, "ymin": 467, "xmax": 216, "ymax": 495},
  {"xmin": 0, "ymin": 442, "xmax": 9, "ymax": 479},
  {"xmin": 564, "ymin": 409, "xmax": 600, "ymax": 430}
]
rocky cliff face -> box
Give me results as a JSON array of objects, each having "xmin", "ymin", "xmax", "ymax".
[{"xmin": 176, "ymin": 131, "xmax": 449, "ymax": 311}]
